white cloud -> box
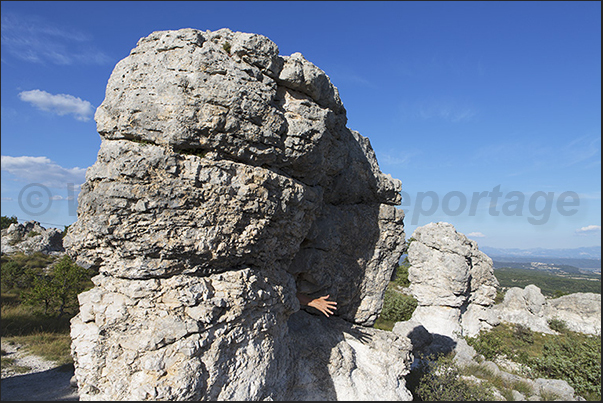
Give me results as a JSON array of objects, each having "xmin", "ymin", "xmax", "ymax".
[
  {"xmin": 467, "ymin": 232, "xmax": 486, "ymax": 238},
  {"xmin": 575, "ymin": 225, "xmax": 601, "ymax": 235},
  {"xmin": 1, "ymin": 155, "xmax": 86, "ymax": 188},
  {"xmin": 1, "ymin": 12, "xmax": 111, "ymax": 65},
  {"xmin": 19, "ymin": 90, "xmax": 94, "ymax": 121}
]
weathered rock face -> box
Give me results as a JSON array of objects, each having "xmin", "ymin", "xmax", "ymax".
[
  {"xmin": 402, "ymin": 221, "xmax": 600, "ymax": 341},
  {"xmin": 545, "ymin": 291, "xmax": 601, "ymax": 334},
  {"xmin": 394, "ymin": 222, "xmax": 595, "ymax": 402},
  {"xmin": 1, "ymin": 220, "xmax": 65, "ymax": 255},
  {"xmin": 406, "ymin": 222, "xmax": 500, "ymax": 338},
  {"xmin": 492, "ymin": 284, "xmax": 601, "ymax": 335},
  {"xmin": 65, "ymin": 28, "xmax": 408, "ymax": 400}
]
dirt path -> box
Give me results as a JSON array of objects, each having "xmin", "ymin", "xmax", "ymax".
[{"xmin": 1, "ymin": 340, "xmax": 79, "ymax": 401}]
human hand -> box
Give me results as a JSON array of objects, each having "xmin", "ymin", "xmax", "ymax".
[{"xmin": 307, "ymin": 294, "xmax": 337, "ymax": 317}]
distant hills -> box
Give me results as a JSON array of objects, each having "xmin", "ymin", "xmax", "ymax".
[
  {"xmin": 480, "ymin": 245, "xmax": 601, "ymax": 260},
  {"xmin": 480, "ymin": 245, "xmax": 601, "ymax": 275}
]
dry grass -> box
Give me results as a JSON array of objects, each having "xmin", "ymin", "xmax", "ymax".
[{"xmin": 1, "ymin": 299, "xmax": 73, "ymax": 366}]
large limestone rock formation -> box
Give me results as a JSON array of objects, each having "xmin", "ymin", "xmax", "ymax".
[
  {"xmin": 404, "ymin": 222, "xmax": 601, "ymax": 339},
  {"xmin": 395, "ymin": 222, "xmax": 594, "ymax": 401},
  {"xmin": 1, "ymin": 220, "xmax": 65, "ymax": 255},
  {"xmin": 544, "ymin": 291, "xmax": 601, "ymax": 334},
  {"xmin": 493, "ymin": 284, "xmax": 601, "ymax": 335},
  {"xmin": 406, "ymin": 222, "xmax": 500, "ymax": 339},
  {"xmin": 65, "ymin": 28, "xmax": 409, "ymax": 400}
]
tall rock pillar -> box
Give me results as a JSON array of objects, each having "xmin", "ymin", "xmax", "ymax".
[{"xmin": 65, "ymin": 28, "xmax": 408, "ymax": 400}]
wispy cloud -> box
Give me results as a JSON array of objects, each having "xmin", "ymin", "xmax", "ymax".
[
  {"xmin": 398, "ymin": 99, "xmax": 477, "ymax": 123},
  {"xmin": 418, "ymin": 103, "xmax": 476, "ymax": 123},
  {"xmin": 326, "ymin": 64, "xmax": 377, "ymax": 89},
  {"xmin": 473, "ymin": 134, "xmax": 601, "ymax": 172},
  {"xmin": 562, "ymin": 134, "xmax": 601, "ymax": 168},
  {"xmin": 467, "ymin": 232, "xmax": 486, "ymax": 238},
  {"xmin": 331, "ymin": 71, "xmax": 376, "ymax": 89},
  {"xmin": 575, "ymin": 225, "xmax": 601, "ymax": 235},
  {"xmin": 19, "ymin": 90, "xmax": 94, "ymax": 121},
  {"xmin": 1, "ymin": 155, "xmax": 86, "ymax": 188},
  {"xmin": 376, "ymin": 148, "xmax": 422, "ymax": 169},
  {"xmin": 1, "ymin": 12, "xmax": 111, "ymax": 65},
  {"xmin": 378, "ymin": 153, "xmax": 412, "ymax": 167}
]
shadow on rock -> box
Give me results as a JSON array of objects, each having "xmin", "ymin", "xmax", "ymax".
[{"xmin": 285, "ymin": 310, "xmax": 413, "ymax": 400}]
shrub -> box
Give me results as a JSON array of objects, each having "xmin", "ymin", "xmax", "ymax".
[
  {"xmin": 6, "ymin": 251, "xmax": 56, "ymax": 270},
  {"xmin": 380, "ymin": 289, "xmax": 417, "ymax": 322},
  {"xmin": 1, "ymin": 252, "xmax": 57, "ymax": 293},
  {"xmin": 528, "ymin": 333, "xmax": 601, "ymax": 400},
  {"xmin": 466, "ymin": 329, "xmax": 506, "ymax": 361},
  {"xmin": 513, "ymin": 324, "xmax": 534, "ymax": 344},
  {"xmin": 467, "ymin": 322, "xmax": 601, "ymax": 400},
  {"xmin": 1, "ymin": 261, "xmax": 36, "ymax": 291},
  {"xmin": 547, "ymin": 318, "xmax": 568, "ymax": 333},
  {"xmin": 412, "ymin": 353, "xmax": 496, "ymax": 401},
  {"xmin": 391, "ymin": 264, "xmax": 410, "ymax": 288},
  {"xmin": 494, "ymin": 289, "xmax": 505, "ymax": 304}
]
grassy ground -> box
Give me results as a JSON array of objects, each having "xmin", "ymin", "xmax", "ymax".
[{"xmin": 1, "ymin": 292, "xmax": 73, "ymax": 367}]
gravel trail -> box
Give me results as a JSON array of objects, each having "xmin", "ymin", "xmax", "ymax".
[{"xmin": 1, "ymin": 340, "xmax": 79, "ymax": 401}]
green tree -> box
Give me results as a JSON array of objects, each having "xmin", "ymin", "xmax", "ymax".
[
  {"xmin": 22, "ymin": 255, "xmax": 92, "ymax": 317},
  {"xmin": 25, "ymin": 274, "xmax": 55, "ymax": 315},
  {"xmin": 1, "ymin": 215, "xmax": 18, "ymax": 230},
  {"xmin": 0, "ymin": 260, "xmax": 36, "ymax": 291},
  {"xmin": 52, "ymin": 255, "xmax": 90, "ymax": 316}
]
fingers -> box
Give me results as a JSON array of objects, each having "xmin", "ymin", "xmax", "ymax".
[
  {"xmin": 305, "ymin": 295, "xmax": 338, "ymax": 317},
  {"xmin": 317, "ymin": 296, "xmax": 337, "ymax": 317}
]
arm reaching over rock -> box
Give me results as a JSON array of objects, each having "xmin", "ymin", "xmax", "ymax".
[{"xmin": 297, "ymin": 293, "xmax": 337, "ymax": 317}]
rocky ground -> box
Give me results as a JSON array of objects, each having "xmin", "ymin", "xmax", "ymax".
[{"xmin": 1, "ymin": 340, "xmax": 79, "ymax": 401}]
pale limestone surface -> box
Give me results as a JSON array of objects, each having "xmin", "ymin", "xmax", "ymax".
[
  {"xmin": 406, "ymin": 221, "xmax": 500, "ymax": 338},
  {"xmin": 65, "ymin": 28, "xmax": 409, "ymax": 401},
  {"xmin": 493, "ymin": 285, "xmax": 601, "ymax": 335},
  {"xmin": 1, "ymin": 221, "xmax": 65, "ymax": 255}
]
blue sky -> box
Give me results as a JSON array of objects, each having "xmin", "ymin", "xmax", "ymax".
[{"xmin": 1, "ymin": 1, "xmax": 601, "ymax": 250}]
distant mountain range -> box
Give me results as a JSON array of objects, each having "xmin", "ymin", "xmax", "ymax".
[
  {"xmin": 480, "ymin": 245, "xmax": 601, "ymax": 260},
  {"xmin": 481, "ymin": 245, "xmax": 601, "ymax": 272}
]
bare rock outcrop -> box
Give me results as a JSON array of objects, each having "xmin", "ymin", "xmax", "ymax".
[
  {"xmin": 545, "ymin": 291, "xmax": 601, "ymax": 334},
  {"xmin": 1, "ymin": 220, "xmax": 65, "ymax": 255},
  {"xmin": 401, "ymin": 221, "xmax": 600, "ymax": 340},
  {"xmin": 65, "ymin": 28, "xmax": 409, "ymax": 401},
  {"xmin": 405, "ymin": 221, "xmax": 500, "ymax": 339},
  {"xmin": 492, "ymin": 284, "xmax": 601, "ymax": 335},
  {"xmin": 396, "ymin": 222, "xmax": 595, "ymax": 401}
]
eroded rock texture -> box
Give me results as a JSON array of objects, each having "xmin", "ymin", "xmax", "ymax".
[
  {"xmin": 65, "ymin": 28, "xmax": 409, "ymax": 400},
  {"xmin": 1, "ymin": 221, "xmax": 65, "ymax": 255},
  {"xmin": 492, "ymin": 284, "xmax": 601, "ymax": 335},
  {"xmin": 406, "ymin": 222, "xmax": 500, "ymax": 339}
]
